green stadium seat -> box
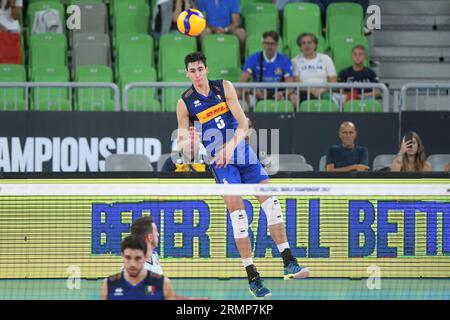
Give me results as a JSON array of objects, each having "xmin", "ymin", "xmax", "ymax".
[
  {"xmin": 27, "ymin": 1, "xmax": 66, "ymax": 39},
  {"xmin": 299, "ymin": 99, "xmax": 339, "ymax": 112},
  {"xmin": 116, "ymin": 34, "xmax": 154, "ymax": 77},
  {"xmin": 288, "ymin": 35, "xmax": 327, "ymax": 58},
  {"xmin": 31, "ymin": 65, "xmax": 71, "ymax": 111},
  {"xmin": 326, "ymin": 3, "xmax": 364, "ymax": 44},
  {"xmin": 120, "ymin": 66, "xmax": 159, "ymax": 111},
  {"xmin": 160, "ymin": 67, "xmax": 189, "ymax": 112},
  {"xmin": 75, "ymin": 65, "xmax": 115, "ymax": 111},
  {"xmin": 254, "ymin": 100, "xmax": 294, "ymax": 112},
  {"xmin": 29, "ymin": 33, "xmax": 67, "ymax": 77},
  {"xmin": 158, "ymin": 34, "xmax": 196, "ymax": 81},
  {"xmin": 203, "ymin": 35, "xmax": 240, "ymax": 69},
  {"xmin": 161, "ymin": 67, "xmax": 186, "ymax": 82},
  {"xmin": 243, "ymin": 2, "xmax": 278, "ymax": 36},
  {"xmin": 112, "ymin": 1, "xmax": 150, "ymax": 45},
  {"xmin": 208, "ymin": 67, "xmax": 241, "ymax": 82},
  {"xmin": 326, "ymin": 2, "xmax": 364, "ymax": 33},
  {"xmin": 245, "ymin": 34, "xmax": 284, "ymax": 59},
  {"xmin": 283, "ymin": 3, "xmax": 322, "ymax": 53},
  {"xmin": 0, "ymin": 64, "xmax": 27, "ymax": 111},
  {"xmin": 109, "ymin": 0, "xmax": 148, "ymax": 17},
  {"xmin": 331, "ymin": 35, "xmax": 369, "ymax": 74},
  {"xmin": 245, "ymin": 12, "xmax": 279, "ymax": 37},
  {"xmin": 343, "ymin": 99, "xmax": 382, "ymax": 112},
  {"xmin": 162, "ymin": 87, "xmax": 185, "ymax": 112}
]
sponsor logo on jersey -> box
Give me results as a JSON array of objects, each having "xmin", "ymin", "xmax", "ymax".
[
  {"xmin": 194, "ymin": 100, "xmax": 201, "ymax": 107},
  {"xmin": 196, "ymin": 102, "xmax": 229, "ymax": 124}
]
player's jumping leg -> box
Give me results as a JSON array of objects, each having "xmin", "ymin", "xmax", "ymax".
[
  {"xmin": 257, "ymin": 181, "xmax": 310, "ymax": 280},
  {"xmin": 224, "ymin": 195, "xmax": 272, "ymax": 299}
]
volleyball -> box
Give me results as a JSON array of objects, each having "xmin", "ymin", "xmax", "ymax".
[{"xmin": 177, "ymin": 9, "xmax": 206, "ymax": 37}]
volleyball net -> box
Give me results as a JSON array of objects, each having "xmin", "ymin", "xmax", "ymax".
[{"xmin": 0, "ymin": 178, "xmax": 449, "ymax": 300}]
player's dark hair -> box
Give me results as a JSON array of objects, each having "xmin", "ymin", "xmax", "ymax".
[
  {"xmin": 121, "ymin": 235, "xmax": 147, "ymax": 255},
  {"xmin": 297, "ymin": 33, "xmax": 318, "ymax": 48},
  {"xmin": 263, "ymin": 31, "xmax": 279, "ymax": 43},
  {"xmin": 130, "ymin": 216, "xmax": 154, "ymax": 241},
  {"xmin": 185, "ymin": 52, "xmax": 207, "ymax": 69},
  {"xmin": 352, "ymin": 44, "xmax": 366, "ymax": 53}
]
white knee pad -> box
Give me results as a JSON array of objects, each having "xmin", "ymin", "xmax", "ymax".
[
  {"xmin": 230, "ymin": 210, "xmax": 249, "ymax": 239},
  {"xmin": 262, "ymin": 197, "xmax": 283, "ymax": 226}
]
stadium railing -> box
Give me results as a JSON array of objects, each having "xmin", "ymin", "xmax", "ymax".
[
  {"xmin": 399, "ymin": 83, "xmax": 450, "ymax": 112},
  {"xmin": 124, "ymin": 82, "xmax": 390, "ymax": 112},
  {"xmin": 0, "ymin": 82, "xmax": 121, "ymax": 111}
]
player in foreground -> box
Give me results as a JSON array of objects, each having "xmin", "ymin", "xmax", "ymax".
[
  {"xmin": 130, "ymin": 216, "xmax": 209, "ymax": 300},
  {"xmin": 101, "ymin": 236, "xmax": 175, "ymax": 300},
  {"xmin": 176, "ymin": 52, "xmax": 309, "ymax": 299}
]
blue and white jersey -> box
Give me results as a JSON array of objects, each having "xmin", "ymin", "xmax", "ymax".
[
  {"xmin": 181, "ymin": 79, "xmax": 269, "ymax": 184},
  {"xmin": 182, "ymin": 79, "xmax": 238, "ymax": 153},
  {"xmin": 107, "ymin": 270, "xmax": 164, "ymax": 300}
]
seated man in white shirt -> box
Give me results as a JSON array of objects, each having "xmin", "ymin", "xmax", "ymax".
[
  {"xmin": 0, "ymin": 0, "xmax": 22, "ymax": 32},
  {"xmin": 291, "ymin": 33, "xmax": 337, "ymax": 105}
]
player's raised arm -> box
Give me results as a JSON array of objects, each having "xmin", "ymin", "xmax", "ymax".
[{"xmin": 176, "ymin": 98, "xmax": 191, "ymax": 152}]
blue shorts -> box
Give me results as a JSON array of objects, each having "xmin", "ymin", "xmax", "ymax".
[{"xmin": 209, "ymin": 142, "xmax": 269, "ymax": 184}]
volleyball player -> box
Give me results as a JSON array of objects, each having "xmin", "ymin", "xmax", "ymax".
[
  {"xmin": 129, "ymin": 216, "xmax": 209, "ymax": 300},
  {"xmin": 176, "ymin": 52, "xmax": 309, "ymax": 300},
  {"xmin": 130, "ymin": 216, "xmax": 163, "ymax": 275}
]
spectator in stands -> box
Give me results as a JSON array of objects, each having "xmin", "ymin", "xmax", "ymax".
[
  {"xmin": 291, "ymin": 33, "xmax": 337, "ymax": 104},
  {"xmin": 326, "ymin": 121, "xmax": 369, "ymax": 172},
  {"xmin": 239, "ymin": 31, "xmax": 296, "ymax": 107},
  {"xmin": 338, "ymin": 45, "xmax": 381, "ymax": 102},
  {"xmin": 0, "ymin": 0, "xmax": 22, "ymax": 32},
  {"xmin": 445, "ymin": 163, "xmax": 450, "ymax": 172},
  {"xmin": 162, "ymin": 127, "xmax": 207, "ymax": 172},
  {"xmin": 391, "ymin": 132, "xmax": 433, "ymax": 172},
  {"xmin": 197, "ymin": 0, "xmax": 246, "ymax": 57}
]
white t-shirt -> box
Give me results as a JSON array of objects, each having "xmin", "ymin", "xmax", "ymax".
[
  {"xmin": 291, "ymin": 53, "xmax": 337, "ymax": 84},
  {"xmin": 0, "ymin": 0, "xmax": 22, "ymax": 32},
  {"xmin": 144, "ymin": 251, "xmax": 163, "ymax": 275}
]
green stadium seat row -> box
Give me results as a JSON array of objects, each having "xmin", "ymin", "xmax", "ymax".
[{"xmin": 1, "ymin": 63, "xmax": 381, "ymax": 113}]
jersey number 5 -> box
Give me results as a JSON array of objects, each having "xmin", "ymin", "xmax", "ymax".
[{"xmin": 215, "ymin": 116, "xmax": 225, "ymax": 129}]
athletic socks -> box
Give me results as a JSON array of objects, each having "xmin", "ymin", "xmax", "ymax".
[
  {"xmin": 245, "ymin": 264, "xmax": 260, "ymax": 283},
  {"xmin": 281, "ymin": 248, "xmax": 296, "ymax": 268}
]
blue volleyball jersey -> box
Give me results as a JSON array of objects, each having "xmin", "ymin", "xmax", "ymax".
[
  {"xmin": 181, "ymin": 80, "xmax": 238, "ymax": 153},
  {"xmin": 107, "ymin": 270, "xmax": 164, "ymax": 300},
  {"xmin": 181, "ymin": 79, "xmax": 269, "ymax": 184}
]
